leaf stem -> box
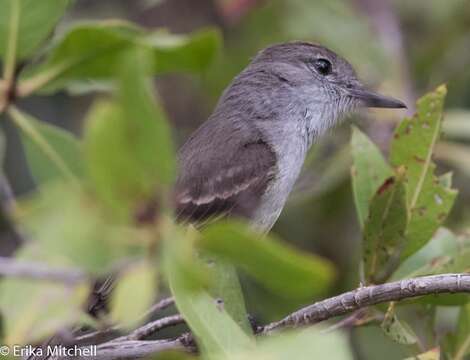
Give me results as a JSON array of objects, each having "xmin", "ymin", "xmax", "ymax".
[
  {"xmin": 7, "ymin": 106, "xmax": 80, "ymax": 185},
  {"xmin": 3, "ymin": 0, "xmax": 21, "ymax": 84},
  {"xmin": 16, "ymin": 62, "xmax": 72, "ymax": 97}
]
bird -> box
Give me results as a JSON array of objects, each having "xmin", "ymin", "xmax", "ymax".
[
  {"xmin": 174, "ymin": 41, "xmax": 406, "ymax": 232},
  {"xmin": 88, "ymin": 41, "xmax": 406, "ymax": 318}
]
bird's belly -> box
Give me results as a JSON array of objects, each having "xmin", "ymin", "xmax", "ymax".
[{"xmin": 251, "ymin": 143, "xmax": 307, "ymax": 232}]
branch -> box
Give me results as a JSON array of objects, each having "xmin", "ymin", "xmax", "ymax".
[
  {"xmin": 113, "ymin": 314, "xmax": 185, "ymax": 342},
  {"xmin": 73, "ymin": 333, "xmax": 194, "ymax": 360},
  {"xmin": 262, "ymin": 273, "xmax": 470, "ymax": 333},
  {"xmin": 0, "ymin": 257, "xmax": 87, "ymax": 284}
]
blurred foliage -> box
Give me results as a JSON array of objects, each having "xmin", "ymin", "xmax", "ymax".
[{"xmin": 0, "ymin": 1, "xmax": 469, "ymax": 359}]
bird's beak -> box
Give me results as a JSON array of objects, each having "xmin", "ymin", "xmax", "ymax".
[{"xmin": 348, "ymin": 87, "xmax": 407, "ymax": 109}]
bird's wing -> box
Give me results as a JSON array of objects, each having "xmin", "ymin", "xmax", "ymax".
[{"xmin": 174, "ymin": 138, "xmax": 277, "ymax": 224}]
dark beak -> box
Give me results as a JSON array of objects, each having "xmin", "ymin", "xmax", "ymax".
[{"xmin": 348, "ymin": 87, "xmax": 407, "ymax": 109}]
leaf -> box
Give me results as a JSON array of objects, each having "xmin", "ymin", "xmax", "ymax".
[
  {"xmin": 83, "ymin": 49, "xmax": 176, "ymax": 221},
  {"xmin": 390, "ymin": 85, "xmax": 457, "ymax": 259},
  {"xmin": 9, "ymin": 107, "xmax": 84, "ymax": 185},
  {"xmin": 199, "ymin": 221, "xmax": 335, "ymax": 300},
  {"xmin": 403, "ymin": 348, "xmax": 440, "ymax": 360},
  {"xmin": 392, "ymin": 228, "xmax": 460, "ymax": 279},
  {"xmin": 110, "ymin": 261, "xmax": 157, "ymax": 328},
  {"xmin": 12, "ymin": 110, "xmax": 85, "ymax": 185},
  {"xmin": 363, "ymin": 175, "xmax": 408, "ymax": 283},
  {"xmin": 118, "ymin": 48, "xmax": 176, "ymax": 187},
  {"xmin": 205, "ymin": 260, "xmax": 252, "ymax": 335},
  {"xmin": 0, "ymin": 277, "xmax": 89, "ymax": 345},
  {"xmin": 19, "ymin": 23, "xmax": 221, "ymax": 94},
  {"xmin": 226, "ymin": 328, "xmax": 353, "ymax": 360},
  {"xmin": 453, "ymin": 304, "xmax": 470, "ymax": 360},
  {"xmin": 164, "ymin": 225, "xmax": 254, "ymax": 358},
  {"xmin": 351, "ymin": 126, "xmax": 392, "ymax": 227},
  {"xmin": 381, "ymin": 303, "xmax": 418, "ymax": 345},
  {"xmin": 0, "ymin": 0, "xmax": 70, "ymax": 60},
  {"xmin": 17, "ymin": 183, "xmax": 143, "ymax": 273}
]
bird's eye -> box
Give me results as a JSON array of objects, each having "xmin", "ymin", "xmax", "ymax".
[{"xmin": 313, "ymin": 58, "xmax": 332, "ymax": 76}]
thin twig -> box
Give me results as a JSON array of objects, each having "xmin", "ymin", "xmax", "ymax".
[
  {"xmin": 113, "ymin": 314, "xmax": 185, "ymax": 342},
  {"xmin": 262, "ymin": 273, "xmax": 470, "ymax": 333},
  {"xmin": 142, "ymin": 297, "xmax": 175, "ymax": 319},
  {"xmin": 0, "ymin": 257, "xmax": 87, "ymax": 284}
]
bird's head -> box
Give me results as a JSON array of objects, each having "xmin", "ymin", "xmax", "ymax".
[{"xmin": 249, "ymin": 42, "xmax": 406, "ymax": 117}]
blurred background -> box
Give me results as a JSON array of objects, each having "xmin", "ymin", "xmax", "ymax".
[{"xmin": 3, "ymin": 0, "xmax": 470, "ymax": 358}]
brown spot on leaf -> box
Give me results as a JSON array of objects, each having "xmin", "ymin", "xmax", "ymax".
[
  {"xmin": 377, "ymin": 177, "xmax": 395, "ymax": 195},
  {"xmin": 413, "ymin": 155, "xmax": 425, "ymax": 164},
  {"xmin": 135, "ymin": 199, "xmax": 160, "ymax": 226},
  {"xmin": 437, "ymin": 212, "xmax": 447, "ymax": 222}
]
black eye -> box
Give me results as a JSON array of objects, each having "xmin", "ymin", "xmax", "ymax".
[{"xmin": 313, "ymin": 58, "xmax": 332, "ymax": 76}]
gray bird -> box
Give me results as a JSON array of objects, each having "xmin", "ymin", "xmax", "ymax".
[{"xmin": 175, "ymin": 42, "xmax": 406, "ymax": 232}]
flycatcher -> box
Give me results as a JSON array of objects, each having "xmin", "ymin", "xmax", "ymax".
[{"xmin": 175, "ymin": 42, "xmax": 405, "ymax": 231}]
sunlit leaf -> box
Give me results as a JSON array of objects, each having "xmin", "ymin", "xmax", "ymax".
[
  {"xmin": 199, "ymin": 221, "xmax": 335, "ymax": 300},
  {"xmin": 403, "ymin": 348, "xmax": 440, "ymax": 360},
  {"xmin": 0, "ymin": 277, "xmax": 88, "ymax": 345},
  {"xmin": 363, "ymin": 175, "xmax": 407, "ymax": 283},
  {"xmin": 0, "ymin": 0, "xmax": 70, "ymax": 60},
  {"xmin": 390, "ymin": 85, "xmax": 457, "ymax": 259},
  {"xmin": 110, "ymin": 261, "xmax": 157, "ymax": 328},
  {"xmin": 17, "ymin": 183, "xmax": 143, "ymax": 273},
  {"xmin": 351, "ymin": 126, "xmax": 392, "ymax": 227}
]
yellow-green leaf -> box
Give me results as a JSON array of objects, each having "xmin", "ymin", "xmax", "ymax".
[{"xmin": 110, "ymin": 261, "xmax": 157, "ymax": 328}]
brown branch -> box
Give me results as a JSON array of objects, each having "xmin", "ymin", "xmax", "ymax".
[
  {"xmin": 0, "ymin": 257, "xmax": 87, "ymax": 284},
  {"xmin": 262, "ymin": 273, "xmax": 470, "ymax": 333}
]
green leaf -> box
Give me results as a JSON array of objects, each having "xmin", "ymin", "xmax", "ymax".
[
  {"xmin": 199, "ymin": 221, "xmax": 335, "ymax": 300},
  {"xmin": 351, "ymin": 126, "xmax": 392, "ymax": 227},
  {"xmin": 205, "ymin": 260, "xmax": 252, "ymax": 335},
  {"xmin": 0, "ymin": 0, "xmax": 70, "ymax": 61},
  {"xmin": 17, "ymin": 183, "xmax": 143, "ymax": 273},
  {"xmin": 390, "ymin": 85, "xmax": 457, "ymax": 259},
  {"xmin": 453, "ymin": 304, "xmax": 470, "ymax": 360},
  {"xmin": 381, "ymin": 304, "xmax": 418, "ymax": 345},
  {"xmin": 110, "ymin": 261, "xmax": 157, "ymax": 328},
  {"xmin": 363, "ymin": 175, "xmax": 408, "ymax": 283},
  {"xmin": 83, "ymin": 49, "xmax": 176, "ymax": 220},
  {"xmin": 0, "ymin": 277, "xmax": 88, "ymax": 345},
  {"xmin": 392, "ymin": 229, "xmax": 470, "ymax": 305},
  {"xmin": 392, "ymin": 228, "xmax": 460, "ymax": 279},
  {"xmin": 118, "ymin": 48, "xmax": 176, "ymax": 187},
  {"xmin": 19, "ymin": 23, "xmax": 221, "ymax": 94},
  {"xmin": 10, "ymin": 107, "xmax": 84, "ymax": 184},
  {"xmin": 85, "ymin": 51, "xmax": 175, "ymax": 219},
  {"xmin": 164, "ymin": 225, "xmax": 254, "ymax": 358},
  {"xmin": 227, "ymin": 328, "xmax": 353, "ymax": 360}
]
